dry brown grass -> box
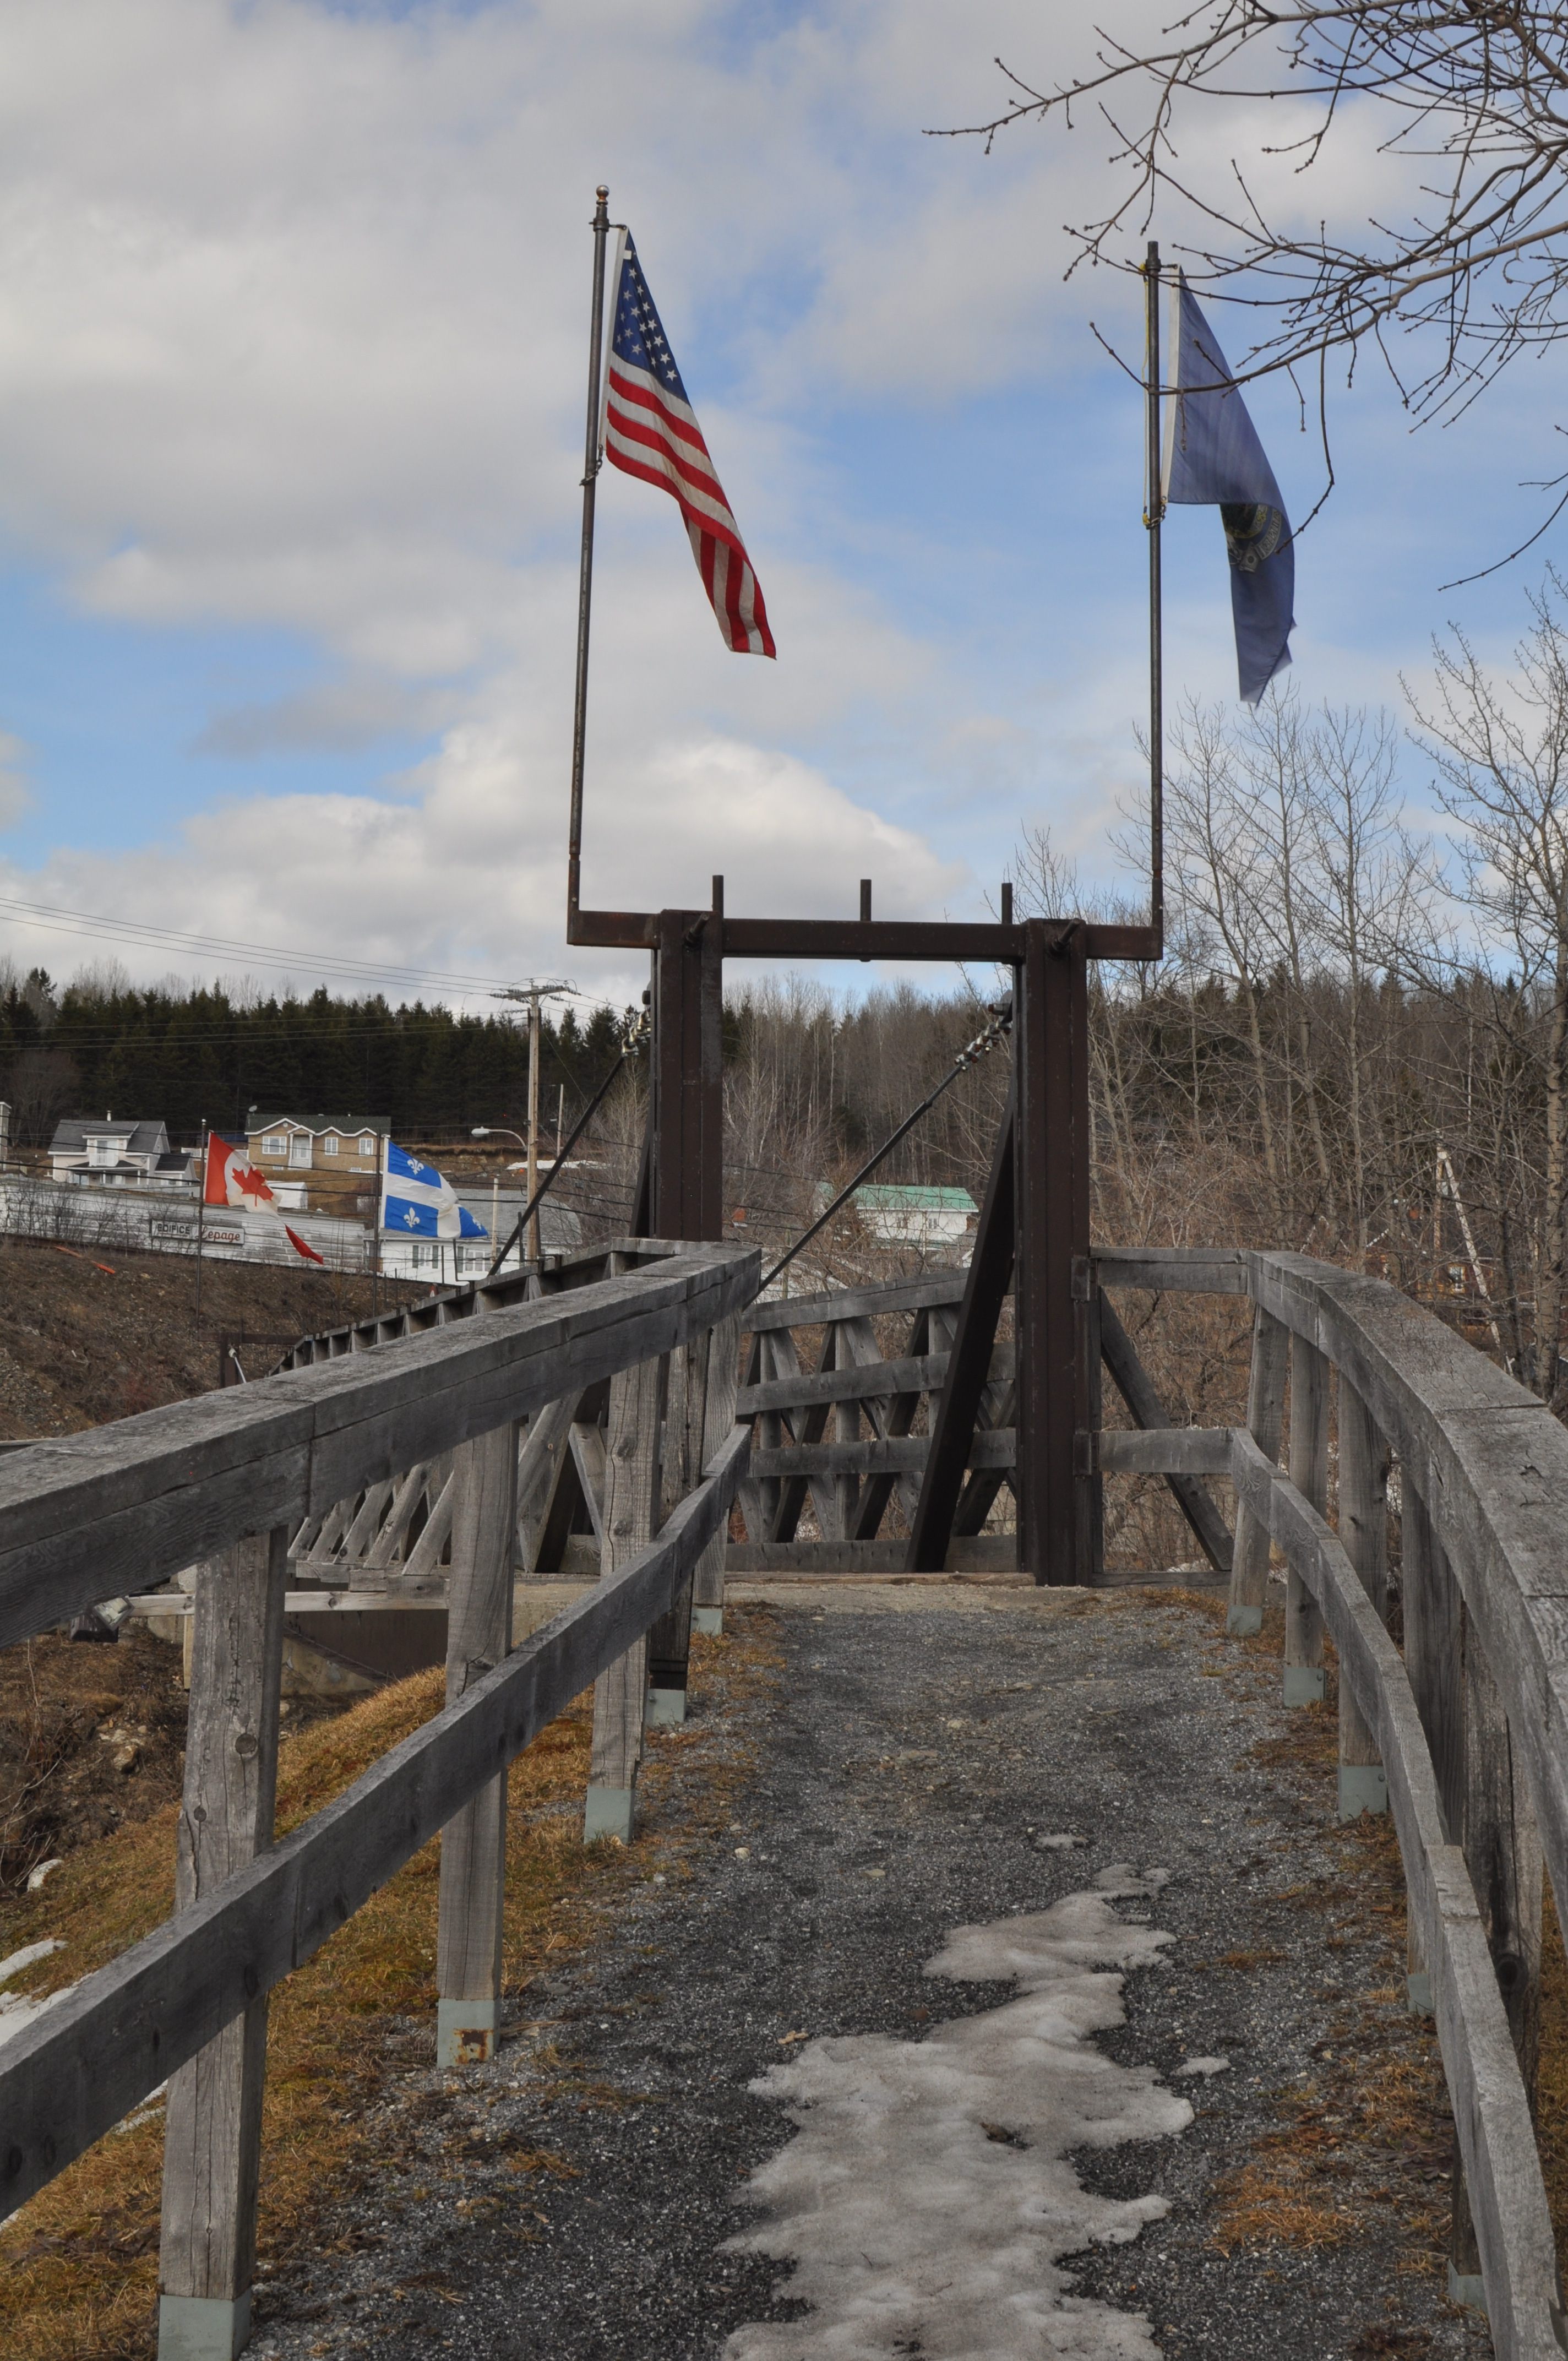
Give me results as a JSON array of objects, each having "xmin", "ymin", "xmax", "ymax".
[{"xmin": 0, "ymin": 1614, "xmax": 782, "ymax": 2361}]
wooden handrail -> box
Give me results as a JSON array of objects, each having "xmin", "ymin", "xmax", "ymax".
[
  {"xmin": 0, "ymin": 1426, "xmax": 749, "ymax": 2226},
  {"xmin": 0, "ymin": 1239, "xmax": 755, "ymax": 1647}
]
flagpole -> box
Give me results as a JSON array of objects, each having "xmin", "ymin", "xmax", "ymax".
[
  {"xmin": 1144, "ymin": 238, "xmax": 1164, "ymax": 959},
  {"xmin": 567, "ymin": 186, "xmax": 612, "ymax": 943}
]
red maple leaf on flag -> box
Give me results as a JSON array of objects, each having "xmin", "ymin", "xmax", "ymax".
[{"xmin": 231, "ymin": 1163, "xmax": 275, "ymax": 1207}]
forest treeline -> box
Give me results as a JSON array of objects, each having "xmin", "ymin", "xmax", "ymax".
[{"xmin": 0, "ymin": 974, "xmax": 634, "ymax": 1147}]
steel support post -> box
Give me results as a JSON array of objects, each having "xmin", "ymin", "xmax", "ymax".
[{"xmin": 1014, "ymin": 922, "xmax": 1097, "ymax": 1586}]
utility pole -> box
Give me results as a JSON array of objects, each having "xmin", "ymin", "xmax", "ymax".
[{"xmin": 492, "ymin": 979, "xmax": 574, "ymax": 1266}]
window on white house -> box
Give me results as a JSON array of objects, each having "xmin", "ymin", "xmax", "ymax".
[
  {"xmin": 288, "ymin": 1135, "xmax": 312, "ymax": 1169},
  {"xmin": 86, "ymin": 1136, "xmax": 118, "ymax": 1168},
  {"xmin": 261, "ymin": 1135, "xmax": 287, "ymax": 1158},
  {"xmin": 322, "ymin": 1135, "xmax": 339, "ymax": 1155},
  {"xmin": 411, "ymin": 1242, "xmax": 437, "ymax": 1270}
]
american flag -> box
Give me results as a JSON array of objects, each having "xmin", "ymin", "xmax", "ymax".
[{"xmin": 602, "ymin": 232, "xmax": 775, "ymax": 659}]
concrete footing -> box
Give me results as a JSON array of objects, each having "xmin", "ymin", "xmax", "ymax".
[
  {"xmin": 1226, "ymin": 1603, "xmax": 1263, "ymax": 1638},
  {"xmin": 693, "ymin": 1606, "xmax": 723, "ymax": 1636},
  {"xmin": 646, "ymin": 1686, "xmax": 687, "ymax": 1727},
  {"xmin": 584, "ymin": 1783, "xmax": 636, "ymax": 1843},
  {"xmin": 1282, "ymin": 1664, "xmax": 1327, "ymax": 1706},
  {"xmin": 157, "ymin": 2293, "xmax": 252, "ymax": 2361},
  {"xmin": 1407, "ymin": 1971, "xmax": 1433, "ymax": 2017},
  {"xmin": 436, "ymin": 1995, "xmax": 500, "ymax": 2068},
  {"xmin": 1337, "ymin": 1765, "xmax": 1388, "ymax": 1821}
]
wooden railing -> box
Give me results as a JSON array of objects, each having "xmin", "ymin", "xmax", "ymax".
[
  {"xmin": 1095, "ymin": 1247, "xmax": 1568, "ymax": 2360},
  {"xmin": 0, "ymin": 1236, "xmax": 755, "ymax": 2361}
]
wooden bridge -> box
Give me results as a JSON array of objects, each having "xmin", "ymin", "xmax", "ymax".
[{"xmin": 1, "ymin": 1233, "xmax": 1567, "ymax": 2357}]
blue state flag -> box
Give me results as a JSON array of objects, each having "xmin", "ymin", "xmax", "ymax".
[
  {"xmin": 1162, "ymin": 274, "xmax": 1294, "ymax": 705},
  {"xmin": 380, "ymin": 1139, "xmax": 487, "ymax": 1240}
]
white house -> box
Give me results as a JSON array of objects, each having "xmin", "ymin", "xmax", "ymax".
[
  {"xmin": 821, "ymin": 1183, "xmax": 978, "ymax": 1249},
  {"xmin": 49, "ymin": 1117, "xmax": 194, "ymax": 1187},
  {"xmin": 377, "ymin": 1192, "xmax": 581, "ymax": 1285}
]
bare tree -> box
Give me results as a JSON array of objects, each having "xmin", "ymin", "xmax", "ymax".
[
  {"xmin": 1411, "ymin": 576, "xmax": 1568, "ymax": 1401},
  {"xmin": 948, "ymin": 8, "xmax": 1568, "ymax": 496}
]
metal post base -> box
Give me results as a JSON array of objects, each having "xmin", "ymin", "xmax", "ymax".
[
  {"xmin": 584, "ymin": 1782, "xmax": 636, "ymax": 1843},
  {"xmin": 1337, "ymin": 1765, "xmax": 1388, "ymax": 1821},
  {"xmin": 693, "ymin": 1606, "xmax": 723, "ymax": 1636},
  {"xmin": 646, "ymin": 1686, "xmax": 687, "ymax": 1727},
  {"xmin": 436, "ymin": 1995, "xmax": 500, "ymax": 2069},
  {"xmin": 1407, "ymin": 1971, "xmax": 1433, "ymax": 2017},
  {"xmin": 1226, "ymin": 1603, "xmax": 1263, "ymax": 1638},
  {"xmin": 1282, "ymin": 1664, "xmax": 1326, "ymax": 1706},
  {"xmin": 158, "ymin": 2292, "xmax": 252, "ymax": 2361},
  {"xmin": 1447, "ymin": 2263, "xmax": 1487, "ymax": 2315}
]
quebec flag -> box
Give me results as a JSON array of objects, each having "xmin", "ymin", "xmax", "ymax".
[{"xmin": 380, "ymin": 1140, "xmax": 487, "ymax": 1240}]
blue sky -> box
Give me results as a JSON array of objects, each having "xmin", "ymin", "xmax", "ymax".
[{"xmin": 0, "ymin": 0, "xmax": 1555, "ymax": 1011}]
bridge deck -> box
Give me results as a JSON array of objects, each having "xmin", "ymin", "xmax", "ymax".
[{"xmin": 240, "ymin": 1587, "xmax": 1488, "ymax": 2361}]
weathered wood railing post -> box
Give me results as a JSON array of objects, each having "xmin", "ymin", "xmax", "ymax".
[
  {"xmin": 1400, "ymin": 1483, "xmax": 1463, "ymax": 2016},
  {"xmin": 691, "ymin": 1313, "xmax": 740, "ymax": 1636},
  {"xmin": 1227, "ymin": 1303, "xmax": 1288, "ymax": 1636},
  {"xmin": 1282, "ymin": 1331, "xmax": 1327, "ymax": 1703},
  {"xmin": 435, "ymin": 1422, "xmax": 518, "ymax": 2069},
  {"xmin": 1448, "ymin": 1595, "xmax": 1545, "ymax": 2310},
  {"xmin": 157, "ymin": 1529, "xmax": 288, "ymax": 2361},
  {"xmin": 584, "ymin": 1351, "xmax": 667, "ymax": 1841},
  {"xmin": 1336, "ymin": 1380, "xmax": 1390, "ymax": 1819}
]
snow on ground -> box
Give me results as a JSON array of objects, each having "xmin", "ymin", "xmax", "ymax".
[{"xmin": 725, "ymin": 1870, "xmax": 1191, "ymax": 2360}]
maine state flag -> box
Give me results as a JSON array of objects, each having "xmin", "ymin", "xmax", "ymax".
[
  {"xmin": 1162, "ymin": 274, "xmax": 1295, "ymax": 704},
  {"xmin": 380, "ymin": 1139, "xmax": 487, "ymax": 1240}
]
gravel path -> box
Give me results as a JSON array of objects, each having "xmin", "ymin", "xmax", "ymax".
[{"xmin": 248, "ymin": 1584, "xmax": 1491, "ymax": 2361}]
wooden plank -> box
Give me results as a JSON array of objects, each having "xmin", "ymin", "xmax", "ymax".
[
  {"xmin": 587, "ymin": 1353, "xmax": 668, "ymax": 1814},
  {"xmin": 0, "ymin": 1428, "xmax": 749, "ymax": 2228},
  {"xmin": 844, "ymin": 1308, "xmax": 928, "ymax": 1541},
  {"xmin": 360, "ymin": 1460, "xmax": 433, "ymax": 1571},
  {"xmin": 744, "ymin": 1269, "xmax": 967, "ymax": 1334},
  {"xmin": 1337, "ymin": 1379, "xmax": 1389, "ymax": 1782},
  {"xmin": 157, "ymin": 1527, "xmax": 288, "ymax": 2323},
  {"xmin": 1228, "ymin": 1305, "xmax": 1288, "ymax": 1628},
  {"xmin": 436, "ymin": 1422, "xmax": 518, "ymax": 2063},
  {"xmin": 908, "ymin": 1097, "xmax": 1014, "ymax": 1572},
  {"xmin": 763, "ymin": 1328, "xmax": 841, "ymax": 1545},
  {"xmin": 0, "ymin": 1241, "xmax": 756, "ymax": 1648},
  {"xmin": 515, "ymin": 1392, "xmax": 581, "ymax": 1568},
  {"xmin": 400, "ymin": 1470, "xmax": 455, "ymax": 1581},
  {"xmin": 1284, "ymin": 1333, "xmax": 1327, "ymax": 1691},
  {"xmin": 1226, "ymin": 1428, "xmax": 1560, "ymax": 2358},
  {"xmin": 830, "ymin": 1323, "xmax": 859, "ymax": 1542},
  {"xmin": 1097, "ymin": 1293, "xmax": 1233, "ymax": 1571},
  {"xmin": 1094, "ymin": 1428, "xmax": 1232, "ymax": 1477},
  {"xmin": 736, "ymin": 1350, "xmax": 951, "ymax": 1419},
  {"xmin": 1095, "ymin": 1249, "xmax": 1251, "ymax": 1294},
  {"xmin": 725, "ymin": 1536, "xmax": 1015, "ymax": 1575},
  {"xmin": 568, "ymin": 1422, "xmax": 607, "ymax": 1545},
  {"xmin": 645, "ymin": 1331, "xmax": 710, "ymax": 1693},
  {"xmin": 692, "ymin": 1313, "xmax": 741, "ymax": 1613}
]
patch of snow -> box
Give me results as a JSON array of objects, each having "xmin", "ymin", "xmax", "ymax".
[
  {"xmin": 723, "ymin": 1889, "xmax": 1194, "ymax": 2359},
  {"xmin": 0, "ymin": 1937, "xmax": 64, "ymax": 1986},
  {"xmin": 25, "ymin": 1858, "xmax": 63, "ymax": 1894},
  {"xmin": 1032, "ymin": 1832, "xmax": 1085, "ymax": 1851},
  {"xmin": 1174, "ymin": 2057, "xmax": 1229, "ymax": 2079}
]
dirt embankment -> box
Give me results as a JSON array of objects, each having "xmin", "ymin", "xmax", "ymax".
[
  {"xmin": 0, "ymin": 1235, "xmax": 421, "ymax": 1437},
  {"xmin": 0, "ymin": 1239, "xmax": 424, "ymax": 1891}
]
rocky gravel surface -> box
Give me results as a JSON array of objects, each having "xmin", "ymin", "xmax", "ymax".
[{"xmin": 247, "ymin": 1584, "xmax": 1491, "ymax": 2361}]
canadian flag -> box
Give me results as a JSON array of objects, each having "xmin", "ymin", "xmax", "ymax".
[{"xmin": 203, "ymin": 1136, "xmax": 325, "ymax": 1266}]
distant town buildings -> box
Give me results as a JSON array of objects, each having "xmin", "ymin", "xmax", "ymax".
[
  {"xmin": 48, "ymin": 1117, "xmax": 195, "ymax": 1187},
  {"xmin": 246, "ymin": 1111, "xmax": 389, "ymax": 1179},
  {"xmin": 819, "ymin": 1182, "xmax": 978, "ymax": 1250}
]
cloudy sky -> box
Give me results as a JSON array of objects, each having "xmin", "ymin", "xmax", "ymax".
[{"xmin": 0, "ymin": 0, "xmax": 1553, "ymax": 1012}]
